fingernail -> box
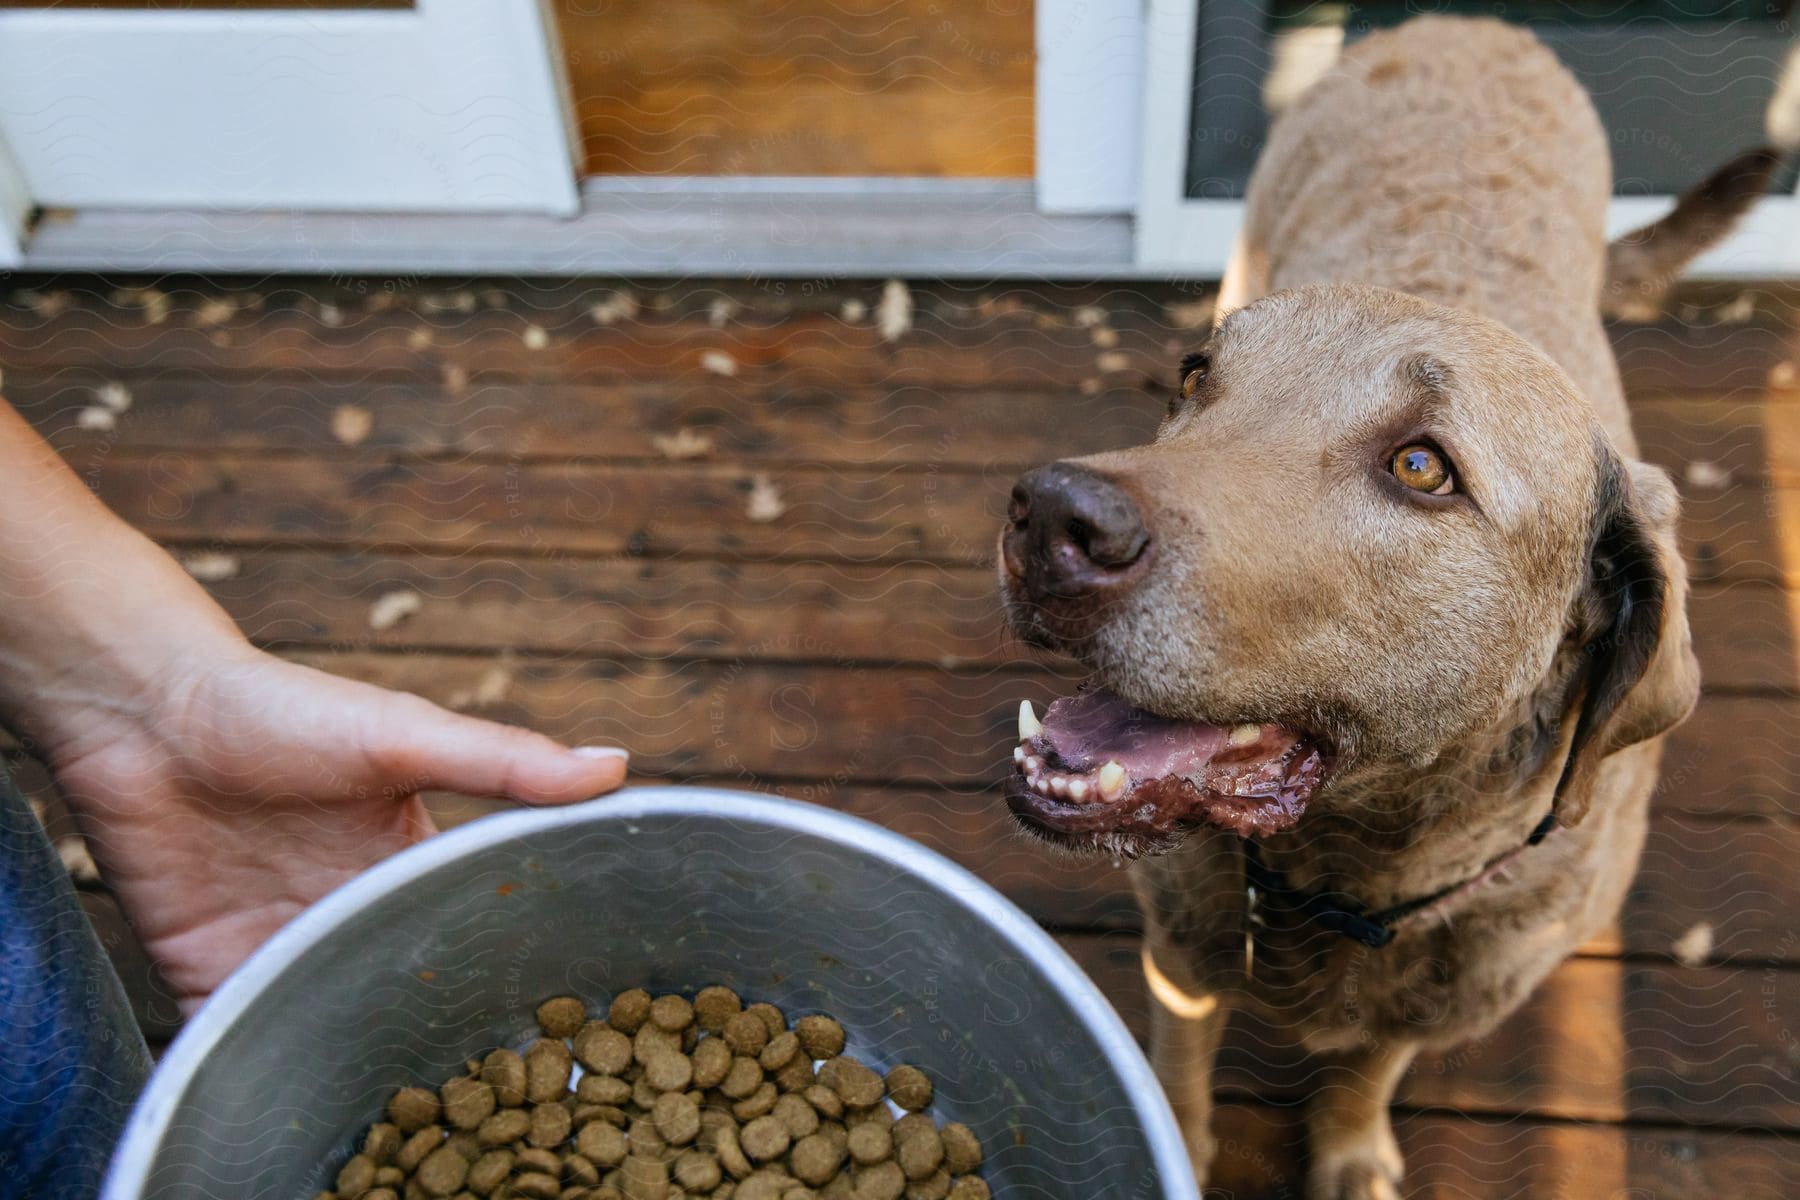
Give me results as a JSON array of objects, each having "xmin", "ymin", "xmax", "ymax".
[{"xmin": 572, "ymin": 746, "xmax": 630, "ymax": 762}]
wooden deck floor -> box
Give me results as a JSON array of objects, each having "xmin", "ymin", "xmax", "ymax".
[{"xmin": 4, "ymin": 276, "xmax": 1799, "ymax": 1197}]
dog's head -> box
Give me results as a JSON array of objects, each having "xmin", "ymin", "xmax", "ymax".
[{"xmin": 999, "ymin": 285, "xmax": 1698, "ymax": 856}]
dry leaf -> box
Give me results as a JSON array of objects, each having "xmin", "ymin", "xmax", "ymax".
[
  {"xmin": 443, "ymin": 363, "xmax": 469, "ymax": 395},
  {"xmin": 1165, "ymin": 299, "xmax": 1215, "ymax": 330},
  {"xmin": 1714, "ymin": 293, "xmax": 1757, "ymax": 324},
  {"xmin": 1771, "ymin": 361, "xmax": 1798, "ymax": 389},
  {"xmin": 840, "ymin": 298, "xmax": 868, "ymax": 323},
  {"xmin": 1684, "ymin": 461, "xmax": 1731, "ymax": 490},
  {"xmin": 522, "ymin": 324, "xmax": 549, "ymax": 350},
  {"xmin": 1095, "ymin": 351, "xmax": 1133, "ymax": 373},
  {"xmin": 406, "ymin": 327, "xmax": 433, "ymax": 351},
  {"xmin": 1672, "ymin": 921, "xmax": 1713, "ymax": 967},
  {"xmin": 194, "ymin": 297, "xmax": 238, "ymax": 327},
  {"xmin": 1089, "ymin": 327, "xmax": 1120, "ymax": 349},
  {"xmin": 746, "ymin": 473, "xmax": 786, "ymax": 523},
  {"xmin": 877, "ymin": 279, "xmax": 913, "ymax": 343},
  {"xmin": 182, "ymin": 552, "xmax": 240, "ymax": 582},
  {"xmin": 450, "ymin": 664, "xmax": 513, "ymax": 711},
  {"xmin": 701, "ymin": 350, "xmax": 739, "ymax": 377},
  {"xmin": 94, "ymin": 381, "xmax": 132, "ymax": 413},
  {"xmin": 707, "ymin": 297, "xmax": 740, "ymax": 328},
  {"xmin": 368, "ymin": 589, "xmax": 422, "ymax": 632},
  {"xmin": 22, "ymin": 290, "xmax": 72, "ymax": 318},
  {"xmin": 1073, "ymin": 306, "xmax": 1107, "ymax": 328},
  {"xmin": 651, "ymin": 427, "xmax": 716, "ymax": 460},
  {"xmin": 1078, "ymin": 377, "xmax": 1103, "ymax": 396},
  {"xmin": 332, "ymin": 404, "xmax": 374, "ymax": 446},
  {"xmin": 56, "ymin": 836, "xmax": 99, "ymax": 884},
  {"xmin": 589, "ymin": 291, "xmax": 640, "ymax": 325},
  {"xmin": 76, "ymin": 406, "xmax": 116, "ymax": 432},
  {"xmin": 317, "ymin": 303, "xmax": 345, "ymax": 328}
]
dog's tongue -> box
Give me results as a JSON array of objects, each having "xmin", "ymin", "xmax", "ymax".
[{"xmin": 1010, "ymin": 688, "xmax": 1321, "ymax": 841}]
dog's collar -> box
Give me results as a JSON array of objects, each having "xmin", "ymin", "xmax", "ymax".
[{"xmin": 1241, "ymin": 809, "xmax": 1560, "ymax": 950}]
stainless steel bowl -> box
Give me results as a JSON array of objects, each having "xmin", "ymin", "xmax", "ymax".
[{"xmin": 104, "ymin": 788, "xmax": 1196, "ymax": 1198}]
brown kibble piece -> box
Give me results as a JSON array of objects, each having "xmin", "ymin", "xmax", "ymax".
[
  {"xmin": 373, "ymin": 1164, "xmax": 405, "ymax": 1186},
  {"xmin": 739, "ymin": 1115, "xmax": 790, "ymax": 1162},
  {"xmin": 537, "ymin": 995, "xmax": 588, "ymax": 1039},
  {"xmin": 517, "ymin": 1147, "xmax": 561, "ymax": 1175},
  {"xmin": 649, "ymin": 994, "xmax": 693, "ymax": 1032},
  {"xmin": 528, "ymin": 1102, "xmax": 573, "ymax": 1148},
  {"xmin": 416, "ymin": 1146, "xmax": 470, "ymax": 1197},
  {"xmin": 905, "ymin": 1168, "xmax": 951, "ymax": 1200},
  {"xmin": 653, "ymin": 1091, "xmax": 701, "ymax": 1146},
  {"xmin": 719, "ymin": 1056, "xmax": 764, "ymax": 1100},
  {"xmin": 642, "ymin": 1050, "xmax": 693, "ymax": 1093},
  {"xmin": 938, "ymin": 1125, "xmax": 981, "ymax": 1176},
  {"xmin": 773, "ymin": 1051, "xmax": 816, "ymax": 1093},
  {"xmin": 945, "ymin": 1178, "xmax": 988, "ymax": 1200},
  {"xmin": 895, "ymin": 1130, "xmax": 943, "ymax": 1181},
  {"xmin": 674, "ymin": 1149, "xmax": 723, "ymax": 1192},
  {"xmin": 336, "ymin": 1153, "xmax": 377, "ymax": 1196},
  {"xmin": 577, "ymin": 1120, "xmax": 628, "ymax": 1167},
  {"xmin": 758, "ymin": 1032, "xmax": 799, "ymax": 1071},
  {"xmin": 722, "ymin": 1012, "xmax": 770, "ymax": 1057},
  {"xmin": 608, "ymin": 989, "xmax": 653, "ymax": 1035},
  {"xmin": 731, "ymin": 1081, "xmax": 778, "ymax": 1121},
  {"xmin": 524, "ymin": 1039, "xmax": 573, "ymax": 1102},
  {"xmin": 361, "ymin": 1190, "xmax": 398, "ymax": 1200},
  {"xmin": 745, "ymin": 1003, "xmax": 785, "ymax": 1038},
  {"xmin": 804, "ymin": 1085, "xmax": 844, "ymax": 1121},
  {"xmin": 574, "ymin": 1024, "xmax": 634, "ymax": 1076},
  {"xmin": 693, "ymin": 986, "xmax": 742, "ymax": 1032},
  {"xmin": 794, "ymin": 1017, "xmax": 845, "ymax": 1060},
  {"xmin": 445, "ymin": 1128, "xmax": 481, "ymax": 1160},
  {"xmin": 397, "ymin": 1126, "xmax": 444, "ymax": 1171},
  {"xmin": 691, "ymin": 1038, "xmax": 733, "ymax": 1088},
  {"xmin": 854, "ymin": 1161, "xmax": 905, "ymax": 1200},
  {"xmin": 846, "ymin": 1124, "xmax": 890, "ymax": 1166},
  {"xmin": 891, "ymin": 1115, "xmax": 934, "ymax": 1146},
  {"xmin": 476, "ymin": 1108, "xmax": 531, "ymax": 1147},
  {"xmin": 365, "ymin": 1123, "xmax": 403, "ymax": 1164},
  {"xmin": 466, "ymin": 1149, "xmax": 513, "ymax": 1195},
  {"xmin": 774, "ymin": 1093, "xmax": 819, "ymax": 1139},
  {"xmin": 884, "ymin": 1067, "xmax": 931, "ymax": 1112},
  {"xmin": 715, "ymin": 1124, "xmax": 754, "ymax": 1180},
  {"xmin": 388, "ymin": 1087, "xmax": 440, "ymax": 1133},
  {"xmin": 566, "ymin": 1153, "xmax": 602, "ymax": 1185},
  {"xmin": 845, "ymin": 1105, "xmax": 892, "ymax": 1131},
  {"xmin": 790, "ymin": 1134, "xmax": 846, "ymax": 1187},
  {"xmin": 513, "ymin": 1171, "xmax": 562, "ymax": 1200},
  {"xmin": 826, "ymin": 1059, "xmax": 884, "ymax": 1109},
  {"xmin": 481, "ymin": 1049, "xmax": 527, "ymax": 1107},
  {"xmin": 634, "ymin": 1023, "xmax": 683, "ymax": 1064},
  {"xmin": 440, "ymin": 1076, "xmax": 496, "ymax": 1131},
  {"xmin": 620, "ymin": 1154, "xmax": 670, "ymax": 1200}
]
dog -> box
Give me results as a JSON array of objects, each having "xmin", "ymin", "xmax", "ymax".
[{"xmin": 997, "ymin": 17, "xmax": 1784, "ymax": 1199}]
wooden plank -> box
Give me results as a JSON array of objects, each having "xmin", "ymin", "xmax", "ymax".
[{"xmin": 1657, "ymin": 695, "xmax": 1800, "ymax": 819}]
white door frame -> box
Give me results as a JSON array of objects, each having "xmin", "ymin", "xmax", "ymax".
[
  {"xmin": 0, "ymin": 0, "xmax": 579, "ymax": 217},
  {"xmin": 1132, "ymin": 0, "xmax": 1800, "ymax": 277},
  {"xmin": 0, "ymin": 126, "xmax": 27, "ymax": 269}
]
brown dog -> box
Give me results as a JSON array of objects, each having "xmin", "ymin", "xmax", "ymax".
[{"xmin": 998, "ymin": 17, "xmax": 1780, "ymax": 1199}]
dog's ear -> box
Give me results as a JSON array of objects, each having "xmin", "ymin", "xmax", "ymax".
[{"xmin": 1554, "ymin": 454, "xmax": 1700, "ymax": 824}]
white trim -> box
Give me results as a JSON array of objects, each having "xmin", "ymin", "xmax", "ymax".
[
  {"xmin": 0, "ymin": 0, "xmax": 578, "ymax": 215},
  {"xmin": 1134, "ymin": 0, "xmax": 1800, "ymax": 276},
  {"xmin": 1035, "ymin": 0, "xmax": 1145, "ymax": 215},
  {"xmin": 0, "ymin": 125, "xmax": 28, "ymax": 270},
  {"xmin": 22, "ymin": 179, "xmax": 1138, "ymax": 277}
]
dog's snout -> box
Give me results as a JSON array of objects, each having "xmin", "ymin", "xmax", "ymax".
[{"xmin": 1003, "ymin": 463, "xmax": 1150, "ymax": 600}]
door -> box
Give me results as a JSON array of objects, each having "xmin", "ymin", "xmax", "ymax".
[
  {"xmin": 0, "ymin": 0, "xmax": 579, "ymax": 265},
  {"xmin": 1134, "ymin": 0, "xmax": 1800, "ymax": 275}
]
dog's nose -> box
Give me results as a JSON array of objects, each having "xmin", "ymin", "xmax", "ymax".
[{"xmin": 1003, "ymin": 462, "xmax": 1150, "ymax": 597}]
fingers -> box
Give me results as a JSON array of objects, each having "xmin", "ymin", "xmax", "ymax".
[{"xmin": 365, "ymin": 691, "xmax": 630, "ymax": 806}]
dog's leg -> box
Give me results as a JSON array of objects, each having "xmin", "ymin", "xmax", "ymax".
[
  {"xmin": 1304, "ymin": 1038, "xmax": 1418, "ymax": 1200},
  {"xmin": 1142, "ymin": 942, "xmax": 1230, "ymax": 1182}
]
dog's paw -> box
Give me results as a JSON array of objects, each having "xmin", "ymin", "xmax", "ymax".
[{"xmin": 1306, "ymin": 1136, "xmax": 1403, "ymax": 1200}]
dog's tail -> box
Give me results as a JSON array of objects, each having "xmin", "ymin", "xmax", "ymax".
[{"xmin": 1601, "ymin": 46, "xmax": 1800, "ymax": 319}]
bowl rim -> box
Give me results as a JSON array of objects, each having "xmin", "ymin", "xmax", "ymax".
[{"xmin": 102, "ymin": 786, "xmax": 1198, "ymax": 1198}]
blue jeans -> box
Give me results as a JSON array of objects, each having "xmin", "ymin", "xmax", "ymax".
[{"xmin": 0, "ymin": 765, "xmax": 150, "ymax": 1197}]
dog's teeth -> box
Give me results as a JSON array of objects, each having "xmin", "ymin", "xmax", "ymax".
[
  {"xmin": 1050, "ymin": 776, "xmax": 1069, "ymax": 798},
  {"xmin": 1013, "ymin": 745, "xmax": 1025, "ymax": 765},
  {"xmin": 1024, "ymin": 756, "xmax": 1041, "ymax": 774},
  {"xmin": 1097, "ymin": 760, "xmax": 1127, "ymax": 800},
  {"xmin": 1067, "ymin": 779, "xmax": 1089, "ymax": 802},
  {"xmin": 1228, "ymin": 723, "xmax": 1261, "ymax": 747},
  {"xmin": 1028, "ymin": 773, "xmax": 1044, "ymax": 793},
  {"xmin": 1018, "ymin": 700, "xmax": 1043, "ymax": 741}
]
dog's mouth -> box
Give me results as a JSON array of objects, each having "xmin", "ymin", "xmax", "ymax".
[{"xmin": 1005, "ymin": 687, "xmax": 1327, "ymax": 856}]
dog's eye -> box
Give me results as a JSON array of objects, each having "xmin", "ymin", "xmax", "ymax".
[
  {"xmin": 1170, "ymin": 353, "xmax": 1211, "ymax": 416},
  {"xmin": 1391, "ymin": 444, "xmax": 1455, "ymax": 495}
]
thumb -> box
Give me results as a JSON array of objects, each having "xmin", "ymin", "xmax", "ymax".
[{"xmin": 365, "ymin": 692, "xmax": 630, "ymax": 805}]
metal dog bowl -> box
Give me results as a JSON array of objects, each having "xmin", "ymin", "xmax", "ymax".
[{"xmin": 104, "ymin": 788, "xmax": 1196, "ymax": 1199}]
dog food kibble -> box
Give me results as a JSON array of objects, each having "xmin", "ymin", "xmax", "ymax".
[{"xmin": 313, "ymin": 992, "xmax": 986, "ymax": 1200}]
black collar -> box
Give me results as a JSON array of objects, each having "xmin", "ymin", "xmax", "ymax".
[{"xmin": 1241, "ymin": 809, "xmax": 1560, "ymax": 949}]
